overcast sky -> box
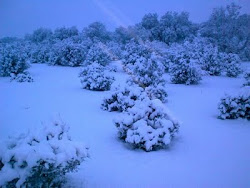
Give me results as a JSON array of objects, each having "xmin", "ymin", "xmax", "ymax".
[{"xmin": 0, "ymin": 0, "xmax": 249, "ymax": 38}]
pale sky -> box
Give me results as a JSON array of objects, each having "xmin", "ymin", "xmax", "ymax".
[{"xmin": 0, "ymin": 0, "xmax": 249, "ymax": 38}]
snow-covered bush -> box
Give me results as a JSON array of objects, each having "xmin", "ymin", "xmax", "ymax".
[
  {"xmin": 160, "ymin": 53, "xmax": 172, "ymax": 73},
  {"xmin": 0, "ymin": 119, "xmax": 89, "ymax": 187},
  {"xmin": 243, "ymin": 70, "xmax": 250, "ymax": 87},
  {"xmin": 29, "ymin": 42, "xmax": 51, "ymax": 64},
  {"xmin": 49, "ymin": 39, "xmax": 87, "ymax": 67},
  {"xmin": 145, "ymin": 83, "xmax": 168, "ymax": 103},
  {"xmin": 0, "ymin": 43, "xmax": 30, "ymax": 77},
  {"xmin": 220, "ymin": 53, "xmax": 242, "ymax": 77},
  {"xmin": 201, "ymin": 47, "xmax": 223, "ymax": 76},
  {"xmin": 79, "ymin": 63, "xmax": 114, "ymax": 91},
  {"xmin": 131, "ymin": 53, "xmax": 165, "ymax": 87},
  {"xmin": 101, "ymin": 84, "xmax": 147, "ymax": 112},
  {"xmin": 218, "ymin": 89, "xmax": 250, "ymax": 120},
  {"xmin": 114, "ymin": 99, "xmax": 179, "ymax": 151},
  {"xmin": 10, "ymin": 71, "xmax": 33, "ymax": 82},
  {"xmin": 83, "ymin": 43, "xmax": 111, "ymax": 66},
  {"xmin": 123, "ymin": 41, "xmax": 152, "ymax": 67},
  {"xmin": 169, "ymin": 52, "xmax": 202, "ymax": 85}
]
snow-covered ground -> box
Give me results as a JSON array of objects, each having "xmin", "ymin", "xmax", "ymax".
[{"xmin": 0, "ymin": 63, "xmax": 249, "ymax": 187}]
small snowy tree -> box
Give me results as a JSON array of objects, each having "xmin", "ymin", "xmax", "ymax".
[
  {"xmin": 29, "ymin": 42, "xmax": 51, "ymax": 64},
  {"xmin": 131, "ymin": 53, "xmax": 165, "ymax": 87},
  {"xmin": 49, "ymin": 39, "xmax": 87, "ymax": 67},
  {"xmin": 0, "ymin": 43, "xmax": 30, "ymax": 77},
  {"xmin": 145, "ymin": 83, "xmax": 168, "ymax": 103},
  {"xmin": 218, "ymin": 89, "xmax": 250, "ymax": 120},
  {"xmin": 220, "ymin": 53, "xmax": 242, "ymax": 77},
  {"xmin": 158, "ymin": 11, "xmax": 196, "ymax": 44},
  {"xmin": 29, "ymin": 28, "xmax": 53, "ymax": 43},
  {"xmin": 79, "ymin": 63, "xmax": 114, "ymax": 91},
  {"xmin": 0, "ymin": 119, "xmax": 89, "ymax": 187},
  {"xmin": 169, "ymin": 52, "xmax": 202, "ymax": 85},
  {"xmin": 201, "ymin": 46, "xmax": 223, "ymax": 76},
  {"xmin": 101, "ymin": 84, "xmax": 148, "ymax": 112},
  {"xmin": 83, "ymin": 22, "xmax": 110, "ymax": 42},
  {"xmin": 114, "ymin": 99, "xmax": 179, "ymax": 151},
  {"xmin": 123, "ymin": 41, "xmax": 152, "ymax": 68},
  {"xmin": 113, "ymin": 27, "xmax": 133, "ymax": 44},
  {"xmin": 83, "ymin": 43, "xmax": 111, "ymax": 66}
]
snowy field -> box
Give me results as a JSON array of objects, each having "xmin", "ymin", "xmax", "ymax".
[{"xmin": 0, "ymin": 63, "xmax": 249, "ymax": 187}]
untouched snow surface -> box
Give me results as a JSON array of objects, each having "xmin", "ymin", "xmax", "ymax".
[{"xmin": 0, "ymin": 64, "xmax": 249, "ymax": 187}]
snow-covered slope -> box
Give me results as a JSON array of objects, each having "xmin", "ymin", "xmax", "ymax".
[{"xmin": 0, "ymin": 64, "xmax": 249, "ymax": 187}]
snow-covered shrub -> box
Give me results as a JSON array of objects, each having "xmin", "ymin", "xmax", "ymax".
[
  {"xmin": 169, "ymin": 52, "xmax": 202, "ymax": 85},
  {"xmin": 173, "ymin": 39, "xmax": 223, "ymax": 76},
  {"xmin": 114, "ymin": 99, "xmax": 179, "ymax": 151},
  {"xmin": 101, "ymin": 84, "xmax": 148, "ymax": 112},
  {"xmin": 201, "ymin": 47, "xmax": 223, "ymax": 76},
  {"xmin": 145, "ymin": 83, "xmax": 168, "ymax": 103},
  {"xmin": 220, "ymin": 53, "xmax": 242, "ymax": 77},
  {"xmin": 79, "ymin": 63, "xmax": 114, "ymax": 91},
  {"xmin": 49, "ymin": 39, "xmax": 87, "ymax": 67},
  {"xmin": 243, "ymin": 70, "xmax": 250, "ymax": 87},
  {"xmin": 83, "ymin": 43, "xmax": 111, "ymax": 66},
  {"xmin": 29, "ymin": 42, "xmax": 51, "ymax": 64},
  {"xmin": 0, "ymin": 119, "xmax": 89, "ymax": 187},
  {"xmin": 160, "ymin": 53, "xmax": 172, "ymax": 73},
  {"xmin": 0, "ymin": 43, "xmax": 30, "ymax": 77},
  {"xmin": 131, "ymin": 53, "xmax": 165, "ymax": 87},
  {"xmin": 218, "ymin": 89, "xmax": 250, "ymax": 120},
  {"xmin": 10, "ymin": 71, "xmax": 33, "ymax": 82},
  {"xmin": 123, "ymin": 41, "xmax": 152, "ymax": 67}
]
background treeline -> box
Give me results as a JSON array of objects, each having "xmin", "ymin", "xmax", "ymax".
[
  {"xmin": 0, "ymin": 3, "xmax": 249, "ymax": 81},
  {"xmin": 1, "ymin": 3, "xmax": 249, "ymax": 59}
]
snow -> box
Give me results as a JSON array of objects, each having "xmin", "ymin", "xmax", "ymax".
[{"xmin": 0, "ymin": 63, "xmax": 250, "ymax": 187}]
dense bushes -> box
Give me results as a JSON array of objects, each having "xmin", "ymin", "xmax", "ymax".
[
  {"xmin": 0, "ymin": 43, "xmax": 30, "ymax": 77},
  {"xmin": 79, "ymin": 63, "xmax": 114, "ymax": 91},
  {"xmin": 218, "ymin": 89, "xmax": 250, "ymax": 120},
  {"xmin": 0, "ymin": 119, "xmax": 89, "ymax": 187},
  {"xmin": 114, "ymin": 99, "xmax": 179, "ymax": 151},
  {"xmin": 201, "ymin": 3, "xmax": 250, "ymax": 61}
]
